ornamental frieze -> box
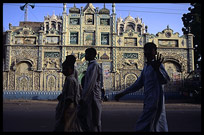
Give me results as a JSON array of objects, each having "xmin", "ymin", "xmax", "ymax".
[
  {"xmin": 123, "ymin": 53, "xmax": 138, "ymax": 59},
  {"xmin": 43, "ymin": 58, "xmax": 60, "ymax": 69},
  {"xmin": 44, "ymin": 52, "xmax": 60, "ymax": 58},
  {"xmin": 11, "ymin": 48, "xmax": 38, "ymax": 59},
  {"xmin": 3, "ymin": 3, "xmax": 194, "ymax": 97},
  {"xmin": 9, "ymin": 71, "xmax": 15, "ymax": 90},
  {"xmin": 16, "ymin": 75, "xmax": 32, "ymax": 91},
  {"xmin": 46, "ymin": 75, "xmax": 56, "ymax": 91},
  {"xmin": 3, "ymin": 72, "xmax": 8, "ymax": 90},
  {"xmin": 34, "ymin": 72, "xmax": 40, "ymax": 90}
]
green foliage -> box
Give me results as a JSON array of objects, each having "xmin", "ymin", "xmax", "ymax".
[{"xmin": 182, "ymin": 3, "xmax": 201, "ymax": 69}]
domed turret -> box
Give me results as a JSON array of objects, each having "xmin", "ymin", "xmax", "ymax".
[
  {"xmin": 51, "ymin": 11, "xmax": 57, "ymax": 20},
  {"xmin": 69, "ymin": 3, "xmax": 80, "ymax": 14},
  {"xmin": 124, "ymin": 14, "xmax": 135, "ymax": 23},
  {"xmin": 99, "ymin": 3, "xmax": 110, "ymax": 14}
]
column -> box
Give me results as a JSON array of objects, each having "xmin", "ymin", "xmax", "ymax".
[
  {"xmin": 111, "ymin": 3, "xmax": 117, "ymax": 72},
  {"xmin": 111, "ymin": 3, "xmax": 117, "ymax": 90},
  {"xmin": 5, "ymin": 30, "xmax": 12, "ymax": 71},
  {"xmin": 38, "ymin": 30, "xmax": 43, "ymax": 71},
  {"xmin": 187, "ymin": 33, "xmax": 194, "ymax": 72},
  {"xmin": 62, "ymin": 3, "xmax": 67, "ymax": 63},
  {"xmin": 80, "ymin": 6, "xmax": 84, "ymax": 46}
]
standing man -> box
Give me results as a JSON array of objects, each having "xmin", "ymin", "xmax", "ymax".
[
  {"xmin": 54, "ymin": 55, "xmax": 81, "ymax": 132},
  {"xmin": 115, "ymin": 42, "xmax": 170, "ymax": 132},
  {"xmin": 79, "ymin": 47, "xmax": 102, "ymax": 132}
]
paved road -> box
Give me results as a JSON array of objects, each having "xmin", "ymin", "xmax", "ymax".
[{"xmin": 3, "ymin": 100, "xmax": 201, "ymax": 132}]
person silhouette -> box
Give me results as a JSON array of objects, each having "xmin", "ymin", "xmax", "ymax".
[
  {"xmin": 54, "ymin": 55, "xmax": 81, "ymax": 132},
  {"xmin": 78, "ymin": 48, "xmax": 102, "ymax": 132},
  {"xmin": 115, "ymin": 42, "xmax": 170, "ymax": 132}
]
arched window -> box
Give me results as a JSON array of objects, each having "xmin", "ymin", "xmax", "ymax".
[
  {"xmin": 58, "ymin": 22, "xmax": 61, "ymax": 33},
  {"xmin": 16, "ymin": 62, "xmax": 32, "ymax": 73},
  {"xmin": 46, "ymin": 22, "xmax": 49, "ymax": 33},
  {"xmin": 51, "ymin": 21, "xmax": 56, "ymax": 29},
  {"xmin": 126, "ymin": 22, "xmax": 135, "ymax": 31},
  {"xmin": 119, "ymin": 24, "xmax": 124, "ymax": 35},
  {"xmin": 137, "ymin": 25, "xmax": 142, "ymax": 34}
]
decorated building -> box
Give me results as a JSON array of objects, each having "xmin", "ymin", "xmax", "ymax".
[{"xmin": 3, "ymin": 3, "xmax": 194, "ymax": 99}]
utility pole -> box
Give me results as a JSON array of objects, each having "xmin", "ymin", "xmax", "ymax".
[{"xmin": 20, "ymin": 3, "xmax": 35, "ymax": 22}]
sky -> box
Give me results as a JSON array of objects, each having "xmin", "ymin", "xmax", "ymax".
[{"xmin": 3, "ymin": 3, "xmax": 192, "ymax": 35}]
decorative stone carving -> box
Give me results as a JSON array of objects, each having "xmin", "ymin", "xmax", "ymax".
[
  {"xmin": 43, "ymin": 58, "xmax": 59, "ymax": 69},
  {"xmin": 125, "ymin": 74, "xmax": 137, "ymax": 88},
  {"xmin": 3, "ymin": 3, "xmax": 194, "ymax": 98},
  {"xmin": 123, "ymin": 53, "xmax": 138, "ymax": 59}
]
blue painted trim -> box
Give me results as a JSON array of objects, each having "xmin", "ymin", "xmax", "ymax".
[{"xmin": 3, "ymin": 90, "xmax": 61, "ymax": 100}]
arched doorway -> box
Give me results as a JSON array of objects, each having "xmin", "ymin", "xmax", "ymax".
[
  {"xmin": 163, "ymin": 59, "xmax": 183, "ymax": 92},
  {"xmin": 15, "ymin": 61, "xmax": 33, "ymax": 91},
  {"xmin": 125, "ymin": 73, "xmax": 137, "ymax": 89},
  {"xmin": 47, "ymin": 75, "xmax": 56, "ymax": 91}
]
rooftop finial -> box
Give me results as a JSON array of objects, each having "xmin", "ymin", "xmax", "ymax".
[
  {"xmin": 112, "ymin": 3, "xmax": 115, "ymax": 14},
  {"xmin": 63, "ymin": 3, "xmax": 67, "ymax": 12},
  {"xmin": 167, "ymin": 25, "xmax": 169, "ymax": 30}
]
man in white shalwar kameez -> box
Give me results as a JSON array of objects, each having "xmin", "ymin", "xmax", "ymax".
[
  {"xmin": 78, "ymin": 47, "xmax": 102, "ymax": 132},
  {"xmin": 115, "ymin": 42, "xmax": 170, "ymax": 132}
]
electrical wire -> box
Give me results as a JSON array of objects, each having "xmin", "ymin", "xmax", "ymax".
[
  {"xmin": 4, "ymin": 3, "xmax": 190, "ymax": 15},
  {"xmin": 117, "ymin": 9, "xmax": 184, "ymax": 15},
  {"xmin": 29, "ymin": 9, "xmax": 40, "ymax": 22}
]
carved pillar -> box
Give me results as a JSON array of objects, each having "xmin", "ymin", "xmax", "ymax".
[
  {"xmin": 38, "ymin": 71, "xmax": 41, "ymax": 91},
  {"xmin": 62, "ymin": 4, "xmax": 67, "ymax": 63},
  {"xmin": 80, "ymin": 6, "xmax": 84, "ymax": 46},
  {"xmin": 111, "ymin": 3, "xmax": 117, "ymax": 90},
  {"xmin": 5, "ymin": 46, "xmax": 11, "ymax": 72},
  {"xmin": 143, "ymin": 33, "xmax": 149, "ymax": 64},
  {"xmin": 187, "ymin": 33, "xmax": 194, "ymax": 72},
  {"xmin": 95, "ymin": 8, "xmax": 99, "ymax": 46},
  {"xmin": 58, "ymin": 72, "xmax": 60, "ymax": 91},
  {"xmin": 37, "ymin": 47, "xmax": 42, "ymax": 71},
  {"xmin": 6, "ymin": 30, "xmax": 12, "ymax": 45},
  {"xmin": 7, "ymin": 72, "xmax": 9, "ymax": 90},
  {"xmin": 14, "ymin": 71, "xmax": 16, "ymax": 90},
  {"xmin": 143, "ymin": 33, "xmax": 149, "ymax": 44},
  {"xmin": 111, "ymin": 3, "xmax": 117, "ymax": 72},
  {"xmin": 38, "ymin": 30, "xmax": 43, "ymax": 45},
  {"xmin": 43, "ymin": 70, "xmax": 45, "ymax": 91},
  {"xmin": 5, "ymin": 30, "xmax": 12, "ymax": 71},
  {"xmin": 37, "ymin": 30, "xmax": 43, "ymax": 72}
]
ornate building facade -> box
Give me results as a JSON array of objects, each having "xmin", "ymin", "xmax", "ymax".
[{"xmin": 3, "ymin": 3, "xmax": 194, "ymax": 99}]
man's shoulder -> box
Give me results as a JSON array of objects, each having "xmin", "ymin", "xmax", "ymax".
[
  {"xmin": 89, "ymin": 60, "xmax": 100, "ymax": 67},
  {"xmin": 67, "ymin": 75, "xmax": 77, "ymax": 83}
]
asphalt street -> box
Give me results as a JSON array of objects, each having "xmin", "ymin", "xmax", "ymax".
[{"xmin": 3, "ymin": 99, "xmax": 201, "ymax": 132}]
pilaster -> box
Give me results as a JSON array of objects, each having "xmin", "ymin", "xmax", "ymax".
[
  {"xmin": 37, "ymin": 30, "xmax": 43, "ymax": 71},
  {"xmin": 187, "ymin": 33, "xmax": 194, "ymax": 72},
  {"xmin": 62, "ymin": 3, "xmax": 67, "ymax": 63},
  {"xmin": 5, "ymin": 30, "xmax": 12, "ymax": 71}
]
